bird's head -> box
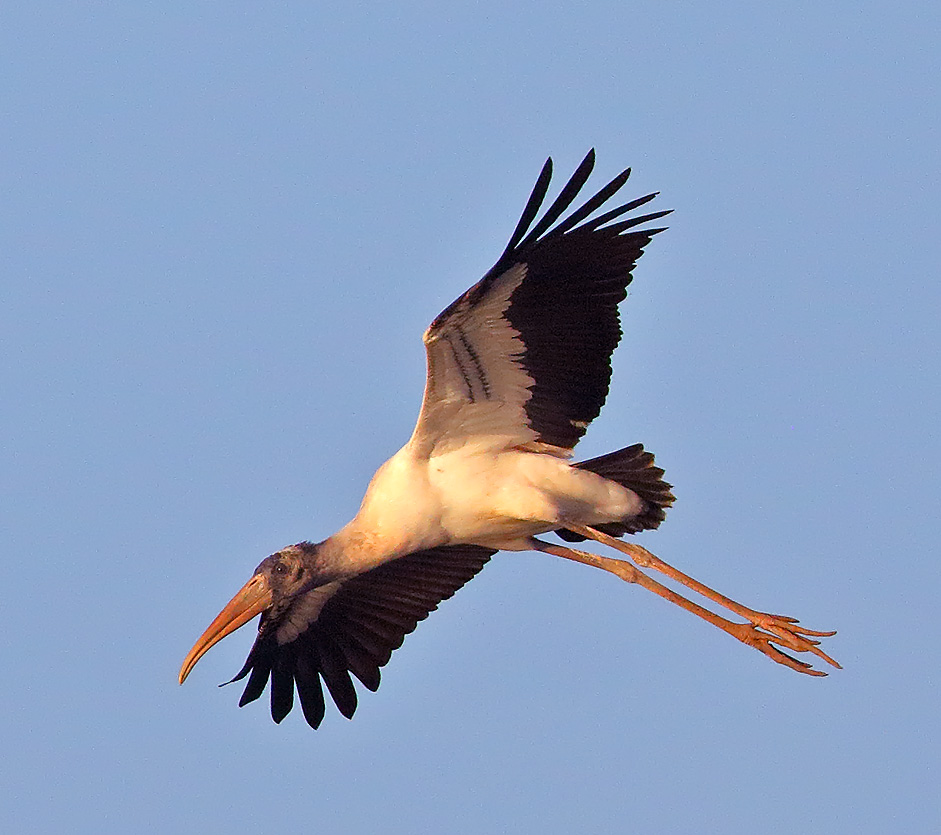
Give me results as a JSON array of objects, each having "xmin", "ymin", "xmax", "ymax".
[{"xmin": 178, "ymin": 543, "xmax": 325, "ymax": 685}]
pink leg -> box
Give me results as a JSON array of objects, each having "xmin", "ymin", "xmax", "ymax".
[{"xmin": 533, "ymin": 528, "xmax": 839, "ymax": 675}]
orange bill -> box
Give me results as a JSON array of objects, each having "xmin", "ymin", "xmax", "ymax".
[{"xmin": 178, "ymin": 574, "xmax": 273, "ymax": 684}]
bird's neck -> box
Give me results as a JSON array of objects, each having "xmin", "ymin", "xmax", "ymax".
[{"xmin": 307, "ymin": 524, "xmax": 402, "ymax": 580}]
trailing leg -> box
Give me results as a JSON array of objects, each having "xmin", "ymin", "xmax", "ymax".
[{"xmin": 531, "ymin": 533, "xmax": 839, "ymax": 675}]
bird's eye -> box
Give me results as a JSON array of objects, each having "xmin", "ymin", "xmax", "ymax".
[{"xmin": 273, "ymin": 562, "xmax": 288, "ymax": 576}]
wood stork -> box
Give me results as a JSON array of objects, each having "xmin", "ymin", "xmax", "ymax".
[{"xmin": 179, "ymin": 150, "xmax": 839, "ymax": 729}]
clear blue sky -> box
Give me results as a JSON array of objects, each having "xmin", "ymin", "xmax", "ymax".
[{"xmin": 3, "ymin": 3, "xmax": 939, "ymax": 833}]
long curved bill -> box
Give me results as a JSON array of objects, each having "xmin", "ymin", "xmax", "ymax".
[{"xmin": 178, "ymin": 574, "xmax": 273, "ymax": 685}]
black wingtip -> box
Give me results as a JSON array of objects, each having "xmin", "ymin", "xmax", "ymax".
[
  {"xmin": 504, "ymin": 156, "xmax": 554, "ymax": 254},
  {"xmin": 517, "ymin": 150, "xmax": 598, "ymax": 248}
]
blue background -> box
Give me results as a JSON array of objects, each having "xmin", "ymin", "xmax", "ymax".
[{"xmin": 3, "ymin": 3, "xmax": 938, "ymax": 832}]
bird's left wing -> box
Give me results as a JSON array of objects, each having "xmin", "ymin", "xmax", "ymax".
[
  {"xmin": 409, "ymin": 150, "xmax": 670, "ymax": 458},
  {"xmin": 227, "ymin": 544, "xmax": 495, "ymax": 728}
]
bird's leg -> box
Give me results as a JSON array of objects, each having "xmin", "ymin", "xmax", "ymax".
[
  {"xmin": 532, "ymin": 530, "xmax": 839, "ymax": 675},
  {"xmin": 566, "ymin": 524, "xmax": 840, "ymax": 668}
]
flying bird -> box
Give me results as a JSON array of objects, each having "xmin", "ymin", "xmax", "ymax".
[{"xmin": 179, "ymin": 151, "xmax": 839, "ymax": 729}]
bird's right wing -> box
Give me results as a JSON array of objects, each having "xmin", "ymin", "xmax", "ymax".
[
  {"xmin": 227, "ymin": 544, "xmax": 495, "ymax": 728},
  {"xmin": 409, "ymin": 150, "xmax": 671, "ymax": 458}
]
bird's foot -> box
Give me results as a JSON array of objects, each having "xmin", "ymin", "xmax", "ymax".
[{"xmin": 726, "ymin": 612, "xmax": 839, "ymax": 676}]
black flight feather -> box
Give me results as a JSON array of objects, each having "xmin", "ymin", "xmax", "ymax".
[{"xmin": 227, "ymin": 544, "xmax": 494, "ymax": 728}]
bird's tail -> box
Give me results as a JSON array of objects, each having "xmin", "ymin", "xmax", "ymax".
[{"xmin": 557, "ymin": 444, "xmax": 674, "ymax": 541}]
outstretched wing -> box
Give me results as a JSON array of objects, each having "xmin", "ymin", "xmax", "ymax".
[
  {"xmin": 227, "ymin": 544, "xmax": 495, "ymax": 728},
  {"xmin": 409, "ymin": 149, "xmax": 670, "ymax": 457}
]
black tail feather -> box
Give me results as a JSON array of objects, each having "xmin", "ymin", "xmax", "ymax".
[{"xmin": 558, "ymin": 443, "xmax": 674, "ymax": 541}]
